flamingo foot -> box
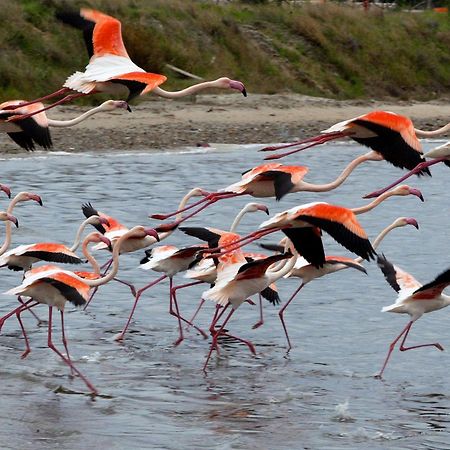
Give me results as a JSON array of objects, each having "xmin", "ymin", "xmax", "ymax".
[{"xmin": 252, "ymin": 320, "xmax": 264, "ymax": 330}]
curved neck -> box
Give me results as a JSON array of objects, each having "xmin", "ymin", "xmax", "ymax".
[
  {"xmin": 82, "ymin": 240, "xmax": 101, "ymax": 274},
  {"xmin": 267, "ymin": 254, "xmax": 297, "ymax": 282},
  {"xmin": 152, "ymin": 81, "xmax": 218, "ymax": 99},
  {"xmin": 351, "ymin": 190, "xmax": 397, "ymax": 215},
  {"xmin": 0, "ymin": 195, "xmax": 25, "ymax": 255},
  {"xmin": 415, "ymin": 122, "xmax": 450, "ymax": 137},
  {"xmin": 230, "ymin": 206, "xmax": 254, "ymax": 232},
  {"xmin": 70, "ymin": 218, "xmax": 96, "ymax": 252},
  {"xmin": 299, "ymin": 151, "xmax": 382, "ymax": 192},
  {"xmin": 47, "ymin": 105, "xmax": 106, "ymax": 127}
]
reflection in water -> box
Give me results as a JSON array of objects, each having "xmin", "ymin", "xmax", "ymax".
[{"xmin": 0, "ymin": 142, "xmax": 449, "ymax": 449}]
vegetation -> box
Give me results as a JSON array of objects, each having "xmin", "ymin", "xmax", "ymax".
[{"xmin": 1, "ymin": 0, "xmax": 449, "ymax": 102}]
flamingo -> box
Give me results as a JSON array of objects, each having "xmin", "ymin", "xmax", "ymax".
[
  {"xmin": 0, "ymin": 100, "xmax": 130, "ymax": 150},
  {"xmin": 202, "ymin": 237, "xmax": 296, "ymax": 371},
  {"xmin": 364, "ymin": 141, "xmax": 450, "ymax": 198},
  {"xmin": 7, "ymin": 8, "xmax": 246, "ymax": 121},
  {"xmin": 276, "ymin": 216, "xmax": 419, "ymax": 351},
  {"xmin": 4, "ymin": 226, "xmax": 159, "ymax": 395},
  {"xmin": 150, "ymin": 152, "xmax": 385, "ymax": 223},
  {"xmin": 205, "ymin": 184, "xmax": 423, "ymax": 268},
  {"xmin": 260, "ymin": 111, "xmax": 450, "ymax": 174},
  {"xmin": 375, "ymin": 255, "xmax": 450, "ymax": 378}
]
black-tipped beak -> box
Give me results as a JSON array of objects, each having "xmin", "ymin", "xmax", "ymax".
[
  {"xmin": 127, "ymin": 104, "xmax": 132, "ymax": 112},
  {"xmin": 242, "ymin": 88, "xmax": 247, "ymax": 97},
  {"xmin": 13, "ymin": 218, "xmax": 19, "ymax": 228},
  {"xmin": 38, "ymin": 199, "xmax": 43, "ymax": 206}
]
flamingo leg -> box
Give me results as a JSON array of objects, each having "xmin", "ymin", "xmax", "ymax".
[
  {"xmin": 259, "ymin": 131, "xmax": 346, "ymax": 152},
  {"xmin": 16, "ymin": 305, "xmax": 34, "ymax": 359},
  {"xmin": 375, "ymin": 320, "xmax": 412, "ymax": 379},
  {"xmin": 204, "ymin": 308, "xmax": 235, "ymax": 372},
  {"xmin": 187, "ymin": 298, "xmax": 206, "ymax": 330},
  {"xmin": 83, "ymin": 258, "xmax": 113, "ymax": 310},
  {"xmin": 363, "ymin": 158, "xmax": 445, "ymax": 199},
  {"xmin": 169, "ymin": 277, "xmax": 185, "ymax": 346},
  {"xmin": 252, "ymin": 294, "xmax": 264, "ymax": 329},
  {"xmin": 8, "ymin": 92, "xmax": 88, "ymax": 121},
  {"xmin": 18, "ymin": 296, "xmax": 45, "ymax": 326},
  {"xmin": 0, "ymin": 299, "xmax": 36, "ymax": 331},
  {"xmin": 112, "ymin": 277, "xmax": 136, "ymax": 297},
  {"xmin": 399, "ymin": 321, "xmax": 444, "ymax": 352},
  {"xmin": 59, "ymin": 310, "xmax": 75, "ymax": 376},
  {"xmin": 47, "ymin": 307, "xmax": 98, "ymax": 396},
  {"xmin": 278, "ymin": 282, "xmax": 305, "ymax": 352},
  {"xmin": 170, "ymin": 280, "xmax": 207, "ymax": 342},
  {"xmin": 219, "ymin": 332, "xmax": 256, "ymax": 355},
  {"xmin": 2, "ymin": 88, "xmax": 71, "ymax": 110},
  {"xmin": 114, "ymin": 274, "xmax": 167, "ymax": 341},
  {"xmin": 209, "ymin": 304, "xmax": 228, "ymax": 334}
]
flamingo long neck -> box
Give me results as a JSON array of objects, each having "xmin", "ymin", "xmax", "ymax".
[
  {"xmin": 298, "ymin": 151, "xmax": 382, "ymax": 192},
  {"xmin": 70, "ymin": 218, "xmax": 97, "ymax": 252},
  {"xmin": 229, "ymin": 205, "xmax": 255, "ymax": 232},
  {"xmin": 47, "ymin": 105, "xmax": 107, "ymax": 127},
  {"xmin": 0, "ymin": 194, "xmax": 26, "ymax": 255},
  {"xmin": 82, "ymin": 240, "xmax": 101, "ymax": 274},
  {"xmin": 415, "ymin": 122, "xmax": 450, "ymax": 137},
  {"xmin": 354, "ymin": 221, "xmax": 400, "ymax": 263},
  {"xmin": 152, "ymin": 81, "xmax": 220, "ymax": 99},
  {"xmin": 267, "ymin": 253, "xmax": 297, "ymax": 283},
  {"xmin": 351, "ymin": 190, "xmax": 397, "ymax": 215}
]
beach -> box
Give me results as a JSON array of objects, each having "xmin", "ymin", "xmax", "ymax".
[{"xmin": 1, "ymin": 93, "xmax": 449, "ymax": 152}]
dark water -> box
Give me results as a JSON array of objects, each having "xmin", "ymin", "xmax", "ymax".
[{"xmin": 0, "ymin": 141, "xmax": 449, "ymax": 449}]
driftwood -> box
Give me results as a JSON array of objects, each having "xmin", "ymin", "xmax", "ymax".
[{"xmin": 165, "ymin": 64, "xmax": 204, "ymax": 81}]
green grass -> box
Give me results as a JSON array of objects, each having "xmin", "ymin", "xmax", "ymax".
[{"xmin": 1, "ymin": 0, "xmax": 449, "ymax": 103}]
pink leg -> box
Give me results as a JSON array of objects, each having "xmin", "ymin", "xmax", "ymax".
[
  {"xmin": 187, "ymin": 299, "xmax": 205, "ymax": 329},
  {"xmin": 170, "ymin": 280, "xmax": 208, "ymax": 343},
  {"xmin": 259, "ymin": 131, "xmax": 345, "ymax": 152},
  {"xmin": 252, "ymin": 294, "xmax": 264, "ymax": 329},
  {"xmin": 60, "ymin": 310, "xmax": 75, "ymax": 376},
  {"xmin": 169, "ymin": 277, "xmax": 184, "ymax": 346},
  {"xmin": 376, "ymin": 320, "xmax": 412, "ymax": 379},
  {"xmin": 8, "ymin": 92, "xmax": 88, "ymax": 121},
  {"xmin": 278, "ymin": 283, "xmax": 305, "ymax": 352},
  {"xmin": 2, "ymin": 88, "xmax": 71, "ymax": 110},
  {"xmin": 209, "ymin": 304, "xmax": 228, "ymax": 334},
  {"xmin": 18, "ymin": 296, "xmax": 45, "ymax": 326},
  {"xmin": 399, "ymin": 322, "xmax": 444, "ymax": 352},
  {"xmin": 219, "ymin": 332, "xmax": 256, "ymax": 355},
  {"xmin": 363, "ymin": 159, "xmax": 445, "ymax": 199},
  {"xmin": 204, "ymin": 308, "xmax": 235, "ymax": 372},
  {"xmin": 0, "ymin": 299, "xmax": 36, "ymax": 331},
  {"xmin": 47, "ymin": 307, "xmax": 98, "ymax": 396},
  {"xmin": 114, "ymin": 274, "xmax": 167, "ymax": 341},
  {"xmin": 16, "ymin": 307, "xmax": 32, "ymax": 359},
  {"xmin": 113, "ymin": 277, "xmax": 136, "ymax": 297}
]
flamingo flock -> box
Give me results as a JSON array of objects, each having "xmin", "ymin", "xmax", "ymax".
[{"xmin": 0, "ymin": 7, "xmax": 449, "ymax": 396}]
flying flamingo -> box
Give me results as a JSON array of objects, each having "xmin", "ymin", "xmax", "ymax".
[
  {"xmin": 364, "ymin": 141, "xmax": 450, "ymax": 198},
  {"xmin": 201, "ymin": 238, "xmax": 296, "ymax": 371},
  {"xmin": 276, "ymin": 216, "xmax": 419, "ymax": 351},
  {"xmin": 5, "ymin": 226, "xmax": 159, "ymax": 395},
  {"xmin": 202, "ymin": 184, "xmax": 422, "ymax": 268},
  {"xmin": 375, "ymin": 255, "xmax": 450, "ymax": 378},
  {"xmin": 6, "ymin": 8, "xmax": 246, "ymax": 121},
  {"xmin": 0, "ymin": 100, "xmax": 130, "ymax": 150},
  {"xmin": 149, "ymin": 152, "xmax": 384, "ymax": 224},
  {"xmin": 260, "ymin": 111, "xmax": 450, "ymax": 173}
]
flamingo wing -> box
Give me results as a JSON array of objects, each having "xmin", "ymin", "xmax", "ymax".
[
  {"xmin": 255, "ymin": 170, "xmax": 295, "ymax": 201},
  {"xmin": 82, "ymin": 202, "xmax": 125, "ymax": 233},
  {"xmin": 324, "ymin": 256, "xmax": 367, "ymax": 274},
  {"xmin": 260, "ymin": 283, "xmax": 280, "ymax": 305},
  {"xmin": 412, "ymin": 268, "xmax": 450, "ymax": 300},
  {"xmin": 18, "ymin": 243, "xmax": 83, "ymax": 265},
  {"xmin": 282, "ymin": 227, "xmax": 325, "ymax": 269},
  {"xmin": 294, "ymin": 203, "xmax": 376, "ymax": 262},
  {"xmin": 235, "ymin": 252, "xmax": 292, "ymax": 281},
  {"xmin": 40, "ymin": 276, "xmax": 87, "ymax": 307},
  {"xmin": 179, "ymin": 227, "xmax": 223, "ymax": 249}
]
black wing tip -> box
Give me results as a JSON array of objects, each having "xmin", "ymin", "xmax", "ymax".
[
  {"xmin": 81, "ymin": 202, "xmax": 99, "ymax": 218},
  {"xmin": 377, "ymin": 253, "xmax": 401, "ymax": 293}
]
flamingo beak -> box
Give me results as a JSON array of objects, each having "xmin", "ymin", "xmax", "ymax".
[
  {"xmin": 126, "ymin": 104, "xmax": 132, "ymax": 112},
  {"xmin": 144, "ymin": 228, "xmax": 160, "ymax": 242},
  {"xmin": 410, "ymin": 188, "xmax": 424, "ymax": 202},
  {"xmin": 1, "ymin": 184, "xmax": 11, "ymax": 198},
  {"xmin": 405, "ymin": 218, "xmax": 419, "ymax": 229},
  {"xmin": 229, "ymin": 80, "xmax": 247, "ymax": 97},
  {"xmin": 7, "ymin": 214, "xmax": 18, "ymax": 228},
  {"xmin": 35, "ymin": 195, "xmax": 43, "ymax": 206},
  {"xmin": 100, "ymin": 236, "xmax": 113, "ymax": 251}
]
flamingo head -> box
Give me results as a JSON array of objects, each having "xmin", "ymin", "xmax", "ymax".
[
  {"xmin": 0, "ymin": 211, "xmax": 18, "ymax": 227},
  {"xmin": 86, "ymin": 215, "xmax": 110, "ymax": 230},
  {"xmin": 129, "ymin": 226, "xmax": 160, "ymax": 242},
  {"xmin": 0, "ymin": 184, "xmax": 11, "ymax": 198},
  {"xmin": 101, "ymin": 100, "xmax": 132, "ymax": 112},
  {"xmin": 214, "ymin": 77, "xmax": 247, "ymax": 97},
  {"xmin": 392, "ymin": 217, "xmax": 419, "ymax": 229},
  {"xmin": 244, "ymin": 202, "xmax": 269, "ymax": 215},
  {"xmin": 392, "ymin": 185, "xmax": 424, "ymax": 202},
  {"xmin": 24, "ymin": 192, "xmax": 43, "ymax": 206},
  {"xmin": 190, "ymin": 187, "xmax": 211, "ymax": 198},
  {"xmin": 85, "ymin": 232, "xmax": 113, "ymax": 251}
]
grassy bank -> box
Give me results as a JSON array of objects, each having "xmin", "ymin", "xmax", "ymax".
[{"xmin": 1, "ymin": 0, "xmax": 449, "ymax": 102}]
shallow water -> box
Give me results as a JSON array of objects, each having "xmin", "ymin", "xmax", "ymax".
[{"xmin": 0, "ymin": 140, "xmax": 449, "ymax": 449}]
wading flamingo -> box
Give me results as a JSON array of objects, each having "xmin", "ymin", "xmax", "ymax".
[
  {"xmin": 260, "ymin": 111, "xmax": 450, "ymax": 173},
  {"xmin": 364, "ymin": 141, "xmax": 450, "ymax": 198},
  {"xmin": 276, "ymin": 217, "xmax": 419, "ymax": 351},
  {"xmin": 202, "ymin": 238, "xmax": 296, "ymax": 371},
  {"xmin": 4, "ymin": 226, "xmax": 159, "ymax": 395},
  {"xmin": 149, "ymin": 153, "xmax": 384, "ymax": 223},
  {"xmin": 6, "ymin": 8, "xmax": 246, "ymax": 120},
  {"xmin": 375, "ymin": 255, "xmax": 450, "ymax": 379}
]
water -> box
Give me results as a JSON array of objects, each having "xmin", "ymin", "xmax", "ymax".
[{"xmin": 0, "ymin": 141, "xmax": 449, "ymax": 449}]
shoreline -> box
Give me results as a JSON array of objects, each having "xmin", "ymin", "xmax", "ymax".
[{"xmin": 1, "ymin": 94, "xmax": 449, "ymax": 153}]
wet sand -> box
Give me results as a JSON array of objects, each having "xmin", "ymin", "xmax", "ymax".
[{"xmin": 1, "ymin": 94, "xmax": 449, "ymax": 152}]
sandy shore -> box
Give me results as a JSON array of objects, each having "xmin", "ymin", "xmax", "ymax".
[{"xmin": 1, "ymin": 94, "xmax": 449, "ymax": 152}]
